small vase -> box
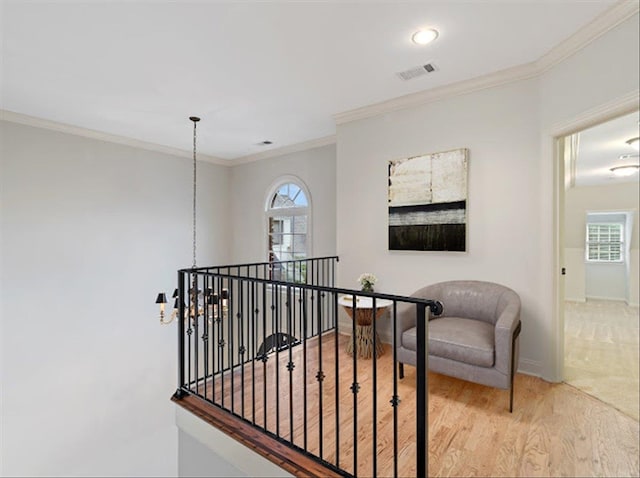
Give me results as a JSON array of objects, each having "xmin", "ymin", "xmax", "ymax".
[{"xmin": 361, "ymin": 284, "xmax": 374, "ymax": 293}]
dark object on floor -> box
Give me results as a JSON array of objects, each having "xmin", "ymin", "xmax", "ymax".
[{"xmin": 256, "ymin": 332, "xmax": 299, "ymax": 359}]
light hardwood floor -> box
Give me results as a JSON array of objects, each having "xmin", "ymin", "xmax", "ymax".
[
  {"xmin": 195, "ymin": 331, "xmax": 639, "ymax": 477},
  {"xmin": 565, "ymin": 299, "xmax": 640, "ymax": 421}
]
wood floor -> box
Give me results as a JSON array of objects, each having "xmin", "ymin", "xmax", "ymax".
[
  {"xmin": 564, "ymin": 299, "xmax": 639, "ymax": 420},
  {"xmin": 192, "ymin": 331, "xmax": 639, "ymax": 477}
]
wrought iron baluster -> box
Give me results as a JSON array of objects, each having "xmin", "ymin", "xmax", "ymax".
[
  {"xmin": 186, "ymin": 273, "xmax": 193, "ymax": 392},
  {"xmin": 372, "ymin": 296, "xmax": 378, "ymax": 477},
  {"xmin": 193, "ymin": 274, "xmax": 200, "ymax": 395},
  {"xmin": 310, "ymin": 261, "xmax": 315, "ymax": 337},
  {"xmin": 391, "ymin": 301, "xmax": 399, "ymax": 478},
  {"xmin": 211, "ymin": 276, "xmax": 217, "ymax": 405},
  {"xmin": 251, "ymin": 279, "xmax": 256, "ymax": 426},
  {"xmin": 287, "ymin": 285, "xmax": 294, "ymax": 443},
  {"xmin": 262, "ymin": 281, "xmax": 268, "ymax": 430},
  {"xmin": 333, "ymin": 291, "xmax": 340, "ymax": 469},
  {"xmin": 203, "ymin": 273, "xmax": 209, "ymax": 402},
  {"xmin": 316, "ymin": 288, "xmax": 324, "ymax": 460},
  {"xmin": 351, "ymin": 293, "xmax": 359, "ymax": 477},
  {"xmin": 175, "ymin": 272, "xmax": 186, "ymax": 398},
  {"xmin": 302, "ymin": 288, "xmax": 308, "ymax": 452},
  {"xmin": 274, "ymin": 283, "xmax": 281, "ymax": 438},
  {"xmin": 239, "ymin": 279, "xmax": 245, "ymax": 419},
  {"xmin": 218, "ymin": 280, "xmax": 225, "ymax": 408},
  {"xmin": 227, "ymin": 277, "xmax": 235, "ymax": 413},
  {"xmin": 416, "ymin": 303, "xmax": 428, "ymax": 478}
]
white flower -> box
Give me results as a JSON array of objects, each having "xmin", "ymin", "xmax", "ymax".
[{"xmin": 358, "ymin": 273, "xmax": 377, "ymax": 286}]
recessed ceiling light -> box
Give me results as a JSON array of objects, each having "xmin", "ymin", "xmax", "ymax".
[
  {"xmin": 412, "ymin": 29, "xmax": 439, "ymax": 45},
  {"xmin": 619, "ymin": 154, "xmax": 639, "ymax": 160},
  {"xmin": 261, "ymin": 140, "xmax": 273, "ymax": 145},
  {"xmin": 610, "ymin": 165, "xmax": 640, "ymax": 177},
  {"xmin": 626, "ymin": 137, "xmax": 639, "ymax": 150}
]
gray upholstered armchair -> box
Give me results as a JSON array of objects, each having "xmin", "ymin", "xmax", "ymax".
[{"xmin": 396, "ymin": 280, "xmax": 522, "ymax": 412}]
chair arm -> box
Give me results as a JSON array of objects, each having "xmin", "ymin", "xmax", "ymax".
[{"xmin": 494, "ymin": 302, "xmax": 521, "ymax": 376}]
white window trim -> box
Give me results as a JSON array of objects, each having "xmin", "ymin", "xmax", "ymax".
[
  {"xmin": 585, "ymin": 222, "xmax": 624, "ymax": 263},
  {"xmin": 263, "ymin": 175, "xmax": 313, "ymax": 263}
]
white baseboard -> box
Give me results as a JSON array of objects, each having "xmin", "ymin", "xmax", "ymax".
[
  {"xmin": 564, "ymin": 297, "xmax": 586, "ymax": 303},
  {"xmin": 586, "ymin": 295, "xmax": 627, "ymax": 302},
  {"xmin": 516, "ymin": 358, "xmax": 542, "ymax": 377}
]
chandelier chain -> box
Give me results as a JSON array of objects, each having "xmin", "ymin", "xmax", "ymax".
[{"xmin": 192, "ymin": 118, "xmax": 197, "ymax": 269}]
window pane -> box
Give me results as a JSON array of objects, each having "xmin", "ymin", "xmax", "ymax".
[
  {"xmin": 294, "ymin": 190, "xmax": 308, "ymax": 207},
  {"xmin": 586, "ymin": 223, "xmax": 624, "ymax": 262},
  {"xmin": 270, "ymin": 183, "xmax": 308, "ymax": 209},
  {"xmin": 293, "ymin": 216, "xmax": 307, "ymax": 233},
  {"xmin": 267, "ymin": 181, "xmax": 309, "ymax": 281}
]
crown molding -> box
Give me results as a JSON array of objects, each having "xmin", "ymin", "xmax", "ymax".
[
  {"xmin": 0, "ymin": 109, "xmax": 230, "ymax": 166},
  {"xmin": 231, "ymin": 135, "xmax": 337, "ymax": 166},
  {"xmin": 0, "ymin": 108, "xmax": 333, "ymax": 167},
  {"xmin": 2, "ymin": 1, "xmax": 636, "ymax": 165},
  {"xmin": 537, "ymin": 0, "xmax": 639, "ymax": 73},
  {"xmin": 335, "ymin": 0, "xmax": 639, "ymax": 126},
  {"xmin": 548, "ymin": 89, "xmax": 639, "ymax": 137},
  {"xmin": 334, "ymin": 61, "xmax": 539, "ymax": 125}
]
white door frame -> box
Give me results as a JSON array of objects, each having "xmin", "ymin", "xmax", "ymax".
[{"xmin": 550, "ymin": 90, "xmax": 639, "ymax": 382}]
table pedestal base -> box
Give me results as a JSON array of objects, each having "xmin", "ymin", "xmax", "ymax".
[{"xmin": 346, "ymin": 324, "xmax": 384, "ymax": 359}]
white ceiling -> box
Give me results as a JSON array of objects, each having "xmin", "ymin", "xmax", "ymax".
[
  {"xmin": 1, "ymin": 0, "xmax": 619, "ymax": 161},
  {"xmin": 575, "ymin": 111, "xmax": 640, "ymax": 187}
]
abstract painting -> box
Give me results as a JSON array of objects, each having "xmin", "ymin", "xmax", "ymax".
[{"xmin": 388, "ymin": 148, "xmax": 468, "ymax": 251}]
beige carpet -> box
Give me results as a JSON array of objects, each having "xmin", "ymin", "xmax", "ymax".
[{"xmin": 564, "ymin": 299, "xmax": 639, "ymax": 421}]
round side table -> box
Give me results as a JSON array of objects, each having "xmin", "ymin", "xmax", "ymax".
[{"xmin": 338, "ymin": 295, "xmax": 392, "ymax": 359}]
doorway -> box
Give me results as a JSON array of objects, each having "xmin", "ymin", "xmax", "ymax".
[{"xmin": 559, "ymin": 110, "xmax": 639, "ymax": 420}]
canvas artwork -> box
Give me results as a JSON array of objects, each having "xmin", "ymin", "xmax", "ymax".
[{"xmin": 388, "ymin": 148, "xmax": 468, "ymax": 251}]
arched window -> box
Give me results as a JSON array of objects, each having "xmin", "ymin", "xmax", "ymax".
[{"xmin": 265, "ymin": 178, "xmax": 311, "ymax": 282}]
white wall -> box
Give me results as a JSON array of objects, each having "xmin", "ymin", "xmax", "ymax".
[
  {"xmin": 564, "ymin": 248, "xmax": 587, "ymax": 302},
  {"xmin": 337, "ymin": 13, "xmax": 640, "ymax": 381},
  {"xmin": 0, "ymin": 121, "xmax": 231, "ymax": 476},
  {"xmin": 337, "ymin": 78, "xmax": 544, "ymax": 374},
  {"xmin": 176, "ymin": 407, "xmax": 292, "ymax": 478},
  {"xmin": 564, "ymin": 183, "xmax": 639, "ymax": 304},
  {"xmin": 229, "ymin": 145, "xmax": 337, "ymax": 263},
  {"xmin": 586, "ymin": 262, "xmax": 627, "ymax": 300}
]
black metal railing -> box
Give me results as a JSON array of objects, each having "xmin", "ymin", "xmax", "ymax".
[{"xmin": 172, "ymin": 256, "xmax": 436, "ymax": 478}]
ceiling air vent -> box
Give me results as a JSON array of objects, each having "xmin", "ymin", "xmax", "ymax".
[{"xmin": 396, "ymin": 63, "xmax": 436, "ymax": 81}]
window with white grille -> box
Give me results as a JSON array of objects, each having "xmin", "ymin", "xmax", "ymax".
[
  {"xmin": 265, "ymin": 179, "xmax": 311, "ymax": 282},
  {"xmin": 586, "ymin": 223, "xmax": 624, "ymax": 262}
]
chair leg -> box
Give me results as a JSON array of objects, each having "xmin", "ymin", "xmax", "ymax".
[
  {"xmin": 509, "ymin": 345, "xmax": 515, "ymax": 413},
  {"xmin": 399, "ymin": 362, "xmax": 404, "ymax": 379},
  {"xmin": 509, "ymin": 321, "xmax": 521, "ymax": 413},
  {"xmin": 510, "ymin": 383, "xmax": 514, "ymax": 413}
]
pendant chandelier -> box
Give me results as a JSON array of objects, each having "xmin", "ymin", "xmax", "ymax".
[{"xmin": 155, "ymin": 116, "xmax": 202, "ymax": 324}]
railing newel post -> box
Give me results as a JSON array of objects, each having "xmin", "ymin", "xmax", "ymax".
[
  {"xmin": 416, "ymin": 302, "xmax": 429, "ymax": 478},
  {"xmin": 172, "ymin": 271, "xmax": 187, "ymax": 400}
]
